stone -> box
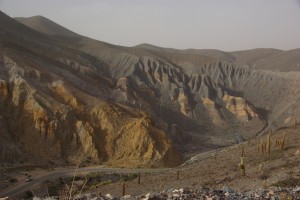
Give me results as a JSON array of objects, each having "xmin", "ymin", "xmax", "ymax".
[
  {"xmin": 121, "ymin": 195, "xmax": 131, "ymax": 200},
  {"xmin": 145, "ymin": 192, "xmax": 151, "ymax": 197},
  {"xmin": 268, "ymin": 189, "xmax": 275, "ymax": 195},
  {"xmin": 166, "ymin": 188, "xmax": 174, "ymax": 193},
  {"xmin": 222, "ymin": 186, "xmax": 234, "ymax": 193},
  {"xmin": 254, "ymin": 193, "xmax": 260, "ymax": 198},
  {"xmin": 150, "ymin": 192, "xmax": 160, "ymax": 198},
  {"xmin": 293, "ymin": 186, "xmax": 300, "ymax": 192},
  {"xmin": 105, "ymin": 194, "xmax": 113, "ymax": 199},
  {"xmin": 172, "ymin": 193, "xmax": 180, "ymax": 198}
]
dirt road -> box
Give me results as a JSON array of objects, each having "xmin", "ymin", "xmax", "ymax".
[{"xmin": 0, "ymin": 165, "xmax": 170, "ymax": 198}]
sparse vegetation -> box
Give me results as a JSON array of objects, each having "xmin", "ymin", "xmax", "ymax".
[
  {"xmin": 239, "ymin": 157, "xmax": 245, "ymax": 176},
  {"xmin": 1, "ymin": 11, "xmax": 300, "ymax": 199},
  {"xmin": 240, "ymin": 145, "xmax": 244, "ymax": 157},
  {"xmin": 281, "ymin": 132, "xmax": 287, "ymax": 150},
  {"xmin": 121, "ymin": 182, "xmax": 125, "ymax": 196},
  {"xmin": 266, "ymin": 133, "xmax": 271, "ymax": 156},
  {"xmin": 45, "ymin": 172, "xmax": 138, "ymax": 198},
  {"xmin": 85, "ymin": 156, "xmax": 92, "ymax": 164}
]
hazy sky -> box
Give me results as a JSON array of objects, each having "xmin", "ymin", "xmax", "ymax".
[{"xmin": 1, "ymin": 0, "xmax": 300, "ymax": 51}]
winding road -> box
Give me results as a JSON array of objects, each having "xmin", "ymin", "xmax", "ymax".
[{"xmin": 0, "ymin": 165, "xmax": 171, "ymax": 198}]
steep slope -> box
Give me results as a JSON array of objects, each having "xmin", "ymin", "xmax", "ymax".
[
  {"xmin": 136, "ymin": 44, "xmax": 300, "ymax": 72},
  {"xmin": 0, "ymin": 11, "xmax": 181, "ymax": 167},
  {"xmin": 253, "ymin": 49, "xmax": 300, "ymax": 71},
  {"xmin": 83, "ymin": 49, "xmax": 299, "ymax": 153},
  {"xmin": 135, "ymin": 43, "xmax": 236, "ymax": 62},
  {"xmin": 6, "ymin": 13, "xmax": 300, "ymax": 162},
  {"xmin": 84, "ymin": 53, "xmax": 268, "ymax": 154},
  {"xmin": 232, "ymin": 48, "xmax": 282, "ymax": 68},
  {"xmin": 232, "ymin": 48, "xmax": 300, "ymax": 72},
  {"xmin": 15, "ymin": 16, "xmax": 79, "ymax": 37}
]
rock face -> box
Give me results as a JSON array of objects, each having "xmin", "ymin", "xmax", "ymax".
[
  {"xmin": 223, "ymin": 93, "xmax": 258, "ymax": 121},
  {"xmin": 0, "ymin": 55, "xmax": 181, "ymax": 167},
  {"xmin": 0, "ymin": 12, "xmax": 181, "ymax": 167},
  {"xmin": 1, "ymin": 12, "xmax": 300, "ymax": 166},
  {"xmin": 107, "ymin": 58, "xmax": 266, "ymax": 150}
]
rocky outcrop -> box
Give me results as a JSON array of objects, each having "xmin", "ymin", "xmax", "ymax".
[
  {"xmin": 223, "ymin": 93, "xmax": 258, "ymax": 121},
  {"xmin": 50, "ymin": 80, "xmax": 79, "ymax": 108},
  {"xmin": 89, "ymin": 102, "xmax": 181, "ymax": 167},
  {"xmin": 128, "ymin": 57, "xmax": 266, "ymax": 140},
  {"xmin": 0, "ymin": 55, "xmax": 181, "ymax": 167},
  {"xmin": 0, "ymin": 79, "xmax": 8, "ymax": 97}
]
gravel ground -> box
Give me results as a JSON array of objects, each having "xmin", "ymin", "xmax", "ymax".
[{"xmin": 33, "ymin": 186, "xmax": 300, "ymax": 200}]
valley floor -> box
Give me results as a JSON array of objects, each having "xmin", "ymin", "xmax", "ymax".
[
  {"xmin": 91, "ymin": 127, "xmax": 300, "ymax": 197},
  {"xmin": 0, "ymin": 127, "xmax": 300, "ymax": 199}
]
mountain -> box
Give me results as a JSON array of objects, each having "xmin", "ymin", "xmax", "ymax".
[
  {"xmin": 0, "ymin": 11, "xmax": 181, "ymax": 167},
  {"xmin": 249, "ymin": 48, "xmax": 300, "ymax": 71},
  {"xmin": 135, "ymin": 43, "xmax": 236, "ymax": 62},
  {"xmin": 15, "ymin": 15, "xmax": 79, "ymax": 37},
  {"xmin": 1, "ymin": 12, "xmax": 300, "ymax": 167},
  {"xmin": 136, "ymin": 44, "xmax": 300, "ymax": 72}
]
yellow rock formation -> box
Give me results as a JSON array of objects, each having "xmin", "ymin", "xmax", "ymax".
[
  {"xmin": 51, "ymin": 80, "xmax": 79, "ymax": 108},
  {"xmin": 223, "ymin": 93, "xmax": 258, "ymax": 121},
  {"xmin": 178, "ymin": 90, "xmax": 191, "ymax": 116},
  {"xmin": 90, "ymin": 102, "xmax": 182, "ymax": 167},
  {"xmin": 0, "ymin": 77, "xmax": 181, "ymax": 167},
  {"xmin": 0, "ymin": 79, "xmax": 8, "ymax": 97},
  {"xmin": 202, "ymin": 98, "xmax": 223, "ymax": 125}
]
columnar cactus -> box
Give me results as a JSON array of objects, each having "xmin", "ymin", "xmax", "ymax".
[
  {"xmin": 239, "ymin": 157, "xmax": 245, "ymax": 176},
  {"xmin": 281, "ymin": 132, "xmax": 286, "ymax": 150},
  {"xmin": 267, "ymin": 134, "xmax": 271, "ymax": 156}
]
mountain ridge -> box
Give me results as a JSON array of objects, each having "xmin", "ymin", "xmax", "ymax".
[
  {"xmin": 15, "ymin": 15, "xmax": 80, "ymax": 37},
  {"xmin": 1, "ymin": 12, "xmax": 300, "ymax": 167},
  {"xmin": 0, "ymin": 11, "xmax": 182, "ymax": 167}
]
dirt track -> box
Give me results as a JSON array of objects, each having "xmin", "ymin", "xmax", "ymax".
[
  {"xmin": 0, "ymin": 166, "xmax": 170, "ymax": 198},
  {"xmin": 1, "ymin": 127, "xmax": 299, "ymax": 199}
]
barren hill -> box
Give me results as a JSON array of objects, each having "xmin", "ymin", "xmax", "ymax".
[
  {"xmin": 15, "ymin": 15, "xmax": 79, "ymax": 37},
  {"xmin": 1, "ymin": 11, "xmax": 181, "ymax": 168},
  {"xmin": 0, "ymin": 12, "xmax": 300, "ymax": 168}
]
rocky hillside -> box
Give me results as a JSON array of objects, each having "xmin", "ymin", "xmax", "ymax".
[
  {"xmin": 68, "ymin": 39, "xmax": 300, "ymax": 154},
  {"xmin": 0, "ymin": 11, "xmax": 299, "ymax": 167},
  {"xmin": 77, "ymin": 127, "xmax": 300, "ymax": 199},
  {"xmin": 0, "ymin": 11, "xmax": 181, "ymax": 167}
]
